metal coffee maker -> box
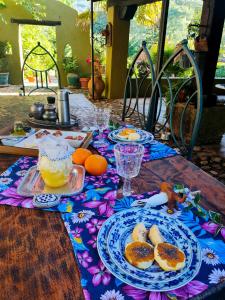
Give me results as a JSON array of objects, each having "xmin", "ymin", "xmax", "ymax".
[
  {"xmin": 42, "ymin": 96, "xmax": 57, "ymax": 122},
  {"xmin": 57, "ymin": 89, "xmax": 71, "ymax": 125}
]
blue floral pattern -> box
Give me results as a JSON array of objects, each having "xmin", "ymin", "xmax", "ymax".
[
  {"xmin": 0, "ymin": 146, "xmax": 224, "ymax": 299},
  {"xmin": 91, "ymin": 129, "xmax": 177, "ymax": 165},
  {"xmin": 61, "ymin": 192, "xmax": 225, "ymax": 300},
  {"xmin": 0, "ymin": 156, "xmax": 119, "ymax": 213}
]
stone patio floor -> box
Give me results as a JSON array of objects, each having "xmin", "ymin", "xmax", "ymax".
[{"xmin": 0, "ymin": 86, "xmax": 224, "ymax": 185}]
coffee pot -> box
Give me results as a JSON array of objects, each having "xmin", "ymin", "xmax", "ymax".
[
  {"xmin": 29, "ymin": 102, "xmax": 44, "ymax": 120},
  {"xmin": 57, "ymin": 89, "xmax": 71, "ymax": 125},
  {"xmin": 42, "ymin": 96, "xmax": 57, "ymax": 122}
]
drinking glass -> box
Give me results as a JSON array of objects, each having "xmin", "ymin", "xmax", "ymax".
[
  {"xmin": 114, "ymin": 143, "xmax": 144, "ymax": 197},
  {"xmin": 74, "ymin": 108, "xmax": 97, "ymax": 131},
  {"xmin": 95, "ymin": 107, "xmax": 111, "ymax": 146}
]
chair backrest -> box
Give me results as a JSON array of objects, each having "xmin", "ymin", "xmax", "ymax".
[
  {"xmin": 21, "ymin": 42, "xmax": 62, "ymax": 96},
  {"xmin": 146, "ymin": 40, "xmax": 203, "ymax": 159},
  {"xmin": 122, "ymin": 40, "xmax": 203, "ymax": 160},
  {"xmin": 122, "ymin": 41, "xmax": 156, "ymax": 129}
]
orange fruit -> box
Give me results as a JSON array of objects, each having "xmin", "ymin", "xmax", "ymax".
[
  {"xmin": 72, "ymin": 148, "xmax": 92, "ymax": 165},
  {"xmin": 84, "ymin": 154, "xmax": 108, "ymax": 176}
]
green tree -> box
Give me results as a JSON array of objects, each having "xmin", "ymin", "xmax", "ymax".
[{"xmin": 135, "ymin": 2, "xmax": 162, "ymax": 28}]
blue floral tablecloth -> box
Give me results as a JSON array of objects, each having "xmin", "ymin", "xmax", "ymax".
[
  {"xmin": 91, "ymin": 129, "xmax": 177, "ymax": 165},
  {"xmin": 61, "ymin": 193, "xmax": 225, "ymax": 300},
  {"xmin": 0, "ymin": 156, "xmax": 119, "ymax": 213}
]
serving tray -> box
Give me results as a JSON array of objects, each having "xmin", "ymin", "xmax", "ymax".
[
  {"xmin": 0, "ymin": 129, "xmax": 93, "ymax": 157},
  {"xmin": 17, "ymin": 165, "xmax": 85, "ymax": 196}
]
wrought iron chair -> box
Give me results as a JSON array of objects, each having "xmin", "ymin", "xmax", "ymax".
[
  {"xmin": 122, "ymin": 41, "xmax": 156, "ymax": 129},
  {"xmin": 122, "ymin": 40, "xmax": 203, "ymax": 160},
  {"xmin": 21, "ymin": 42, "xmax": 61, "ymax": 95},
  {"xmin": 146, "ymin": 40, "xmax": 203, "ymax": 160}
]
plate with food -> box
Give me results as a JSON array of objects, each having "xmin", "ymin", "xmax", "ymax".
[
  {"xmin": 15, "ymin": 129, "xmax": 87, "ymax": 149},
  {"xmin": 108, "ymin": 128, "xmax": 154, "ymax": 144},
  {"xmin": 97, "ymin": 208, "xmax": 202, "ymax": 292}
]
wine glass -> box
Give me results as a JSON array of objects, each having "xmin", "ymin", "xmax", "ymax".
[
  {"xmin": 94, "ymin": 108, "xmax": 111, "ymax": 146},
  {"xmin": 114, "ymin": 143, "xmax": 144, "ymax": 197}
]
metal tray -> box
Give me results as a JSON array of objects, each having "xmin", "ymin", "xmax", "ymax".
[{"xmin": 17, "ymin": 165, "xmax": 85, "ymax": 196}]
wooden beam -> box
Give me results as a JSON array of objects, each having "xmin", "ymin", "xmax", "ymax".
[
  {"xmin": 199, "ymin": 0, "xmax": 225, "ymax": 106},
  {"xmin": 147, "ymin": 0, "xmax": 169, "ymax": 131},
  {"xmin": 11, "ymin": 19, "xmax": 61, "ymax": 26},
  {"xmin": 155, "ymin": 0, "xmax": 169, "ymax": 75},
  {"xmin": 108, "ymin": 0, "xmax": 160, "ymax": 7}
]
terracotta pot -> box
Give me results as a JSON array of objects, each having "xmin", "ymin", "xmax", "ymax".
[
  {"xmin": 88, "ymin": 75, "xmax": 105, "ymax": 99},
  {"xmin": 80, "ymin": 77, "xmax": 90, "ymax": 89},
  {"xmin": 27, "ymin": 76, "xmax": 35, "ymax": 83}
]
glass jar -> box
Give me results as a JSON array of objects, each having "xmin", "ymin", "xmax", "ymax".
[
  {"xmin": 13, "ymin": 121, "xmax": 26, "ymax": 136},
  {"xmin": 38, "ymin": 137, "xmax": 73, "ymax": 188}
]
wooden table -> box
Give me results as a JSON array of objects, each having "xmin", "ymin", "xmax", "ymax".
[{"xmin": 0, "ymin": 151, "xmax": 225, "ymax": 299}]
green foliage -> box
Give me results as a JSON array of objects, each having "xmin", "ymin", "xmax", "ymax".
[
  {"xmin": 63, "ymin": 57, "xmax": 79, "ymax": 74},
  {"xmin": 93, "ymin": 12, "xmax": 107, "ymax": 65},
  {"xmin": 21, "ymin": 25, "xmax": 56, "ymax": 77},
  {"xmin": 75, "ymin": 10, "xmax": 90, "ymax": 32},
  {"xmin": 137, "ymin": 61, "xmax": 150, "ymax": 78},
  {"xmin": 215, "ymin": 64, "xmax": 225, "ymax": 78},
  {"xmin": 80, "ymin": 72, "xmax": 90, "ymax": 78},
  {"xmin": 15, "ymin": 0, "xmax": 46, "ymax": 19},
  {"xmin": 150, "ymin": 42, "xmax": 184, "ymax": 75},
  {"xmin": 64, "ymin": 44, "xmax": 73, "ymax": 58},
  {"xmin": 0, "ymin": 0, "xmax": 6, "ymax": 9},
  {"xmin": 0, "ymin": 41, "xmax": 9, "ymax": 72},
  {"xmin": 166, "ymin": 0, "xmax": 202, "ymax": 43},
  {"xmin": 0, "ymin": 40, "xmax": 9, "ymax": 58},
  {"xmin": 135, "ymin": 2, "xmax": 161, "ymax": 28}
]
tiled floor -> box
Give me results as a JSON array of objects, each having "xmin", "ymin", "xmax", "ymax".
[{"xmin": 0, "ymin": 87, "xmax": 224, "ymax": 185}]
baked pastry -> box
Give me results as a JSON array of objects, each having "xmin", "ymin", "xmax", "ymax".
[
  {"xmin": 117, "ymin": 128, "xmax": 136, "ymax": 139},
  {"xmin": 154, "ymin": 242, "xmax": 186, "ymax": 271},
  {"xmin": 132, "ymin": 223, "xmax": 147, "ymax": 242},
  {"xmin": 128, "ymin": 133, "xmax": 141, "ymax": 141},
  {"xmin": 125, "ymin": 241, "xmax": 154, "ymax": 269},
  {"xmin": 123, "ymin": 128, "xmax": 136, "ymax": 134},
  {"xmin": 148, "ymin": 225, "xmax": 164, "ymax": 245}
]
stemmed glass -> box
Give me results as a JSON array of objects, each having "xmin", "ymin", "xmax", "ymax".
[
  {"xmin": 114, "ymin": 143, "xmax": 144, "ymax": 197},
  {"xmin": 94, "ymin": 107, "xmax": 111, "ymax": 147}
]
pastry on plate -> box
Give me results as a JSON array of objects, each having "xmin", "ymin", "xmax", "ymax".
[
  {"xmin": 117, "ymin": 128, "xmax": 136, "ymax": 139},
  {"xmin": 123, "ymin": 128, "xmax": 136, "ymax": 134},
  {"xmin": 125, "ymin": 241, "xmax": 154, "ymax": 269},
  {"xmin": 148, "ymin": 225, "xmax": 164, "ymax": 246},
  {"xmin": 154, "ymin": 242, "xmax": 186, "ymax": 271},
  {"xmin": 128, "ymin": 133, "xmax": 141, "ymax": 141},
  {"xmin": 132, "ymin": 223, "xmax": 147, "ymax": 242}
]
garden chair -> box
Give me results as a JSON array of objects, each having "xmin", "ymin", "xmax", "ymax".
[
  {"xmin": 122, "ymin": 41, "xmax": 156, "ymax": 129},
  {"xmin": 122, "ymin": 40, "xmax": 203, "ymax": 160}
]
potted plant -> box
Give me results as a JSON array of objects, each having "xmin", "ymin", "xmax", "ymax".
[
  {"xmin": 62, "ymin": 56, "xmax": 79, "ymax": 88},
  {"xmin": 137, "ymin": 60, "xmax": 150, "ymax": 78},
  {"xmin": 80, "ymin": 73, "xmax": 90, "ymax": 89},
  {"xmin": 0, "ymin": 41, "xmax": 10, "ymax": 86}
]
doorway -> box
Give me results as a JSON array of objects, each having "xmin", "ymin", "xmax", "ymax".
[{"xmin": 19, "ymin": 24, "xmax": 57, "ymax": 87}]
